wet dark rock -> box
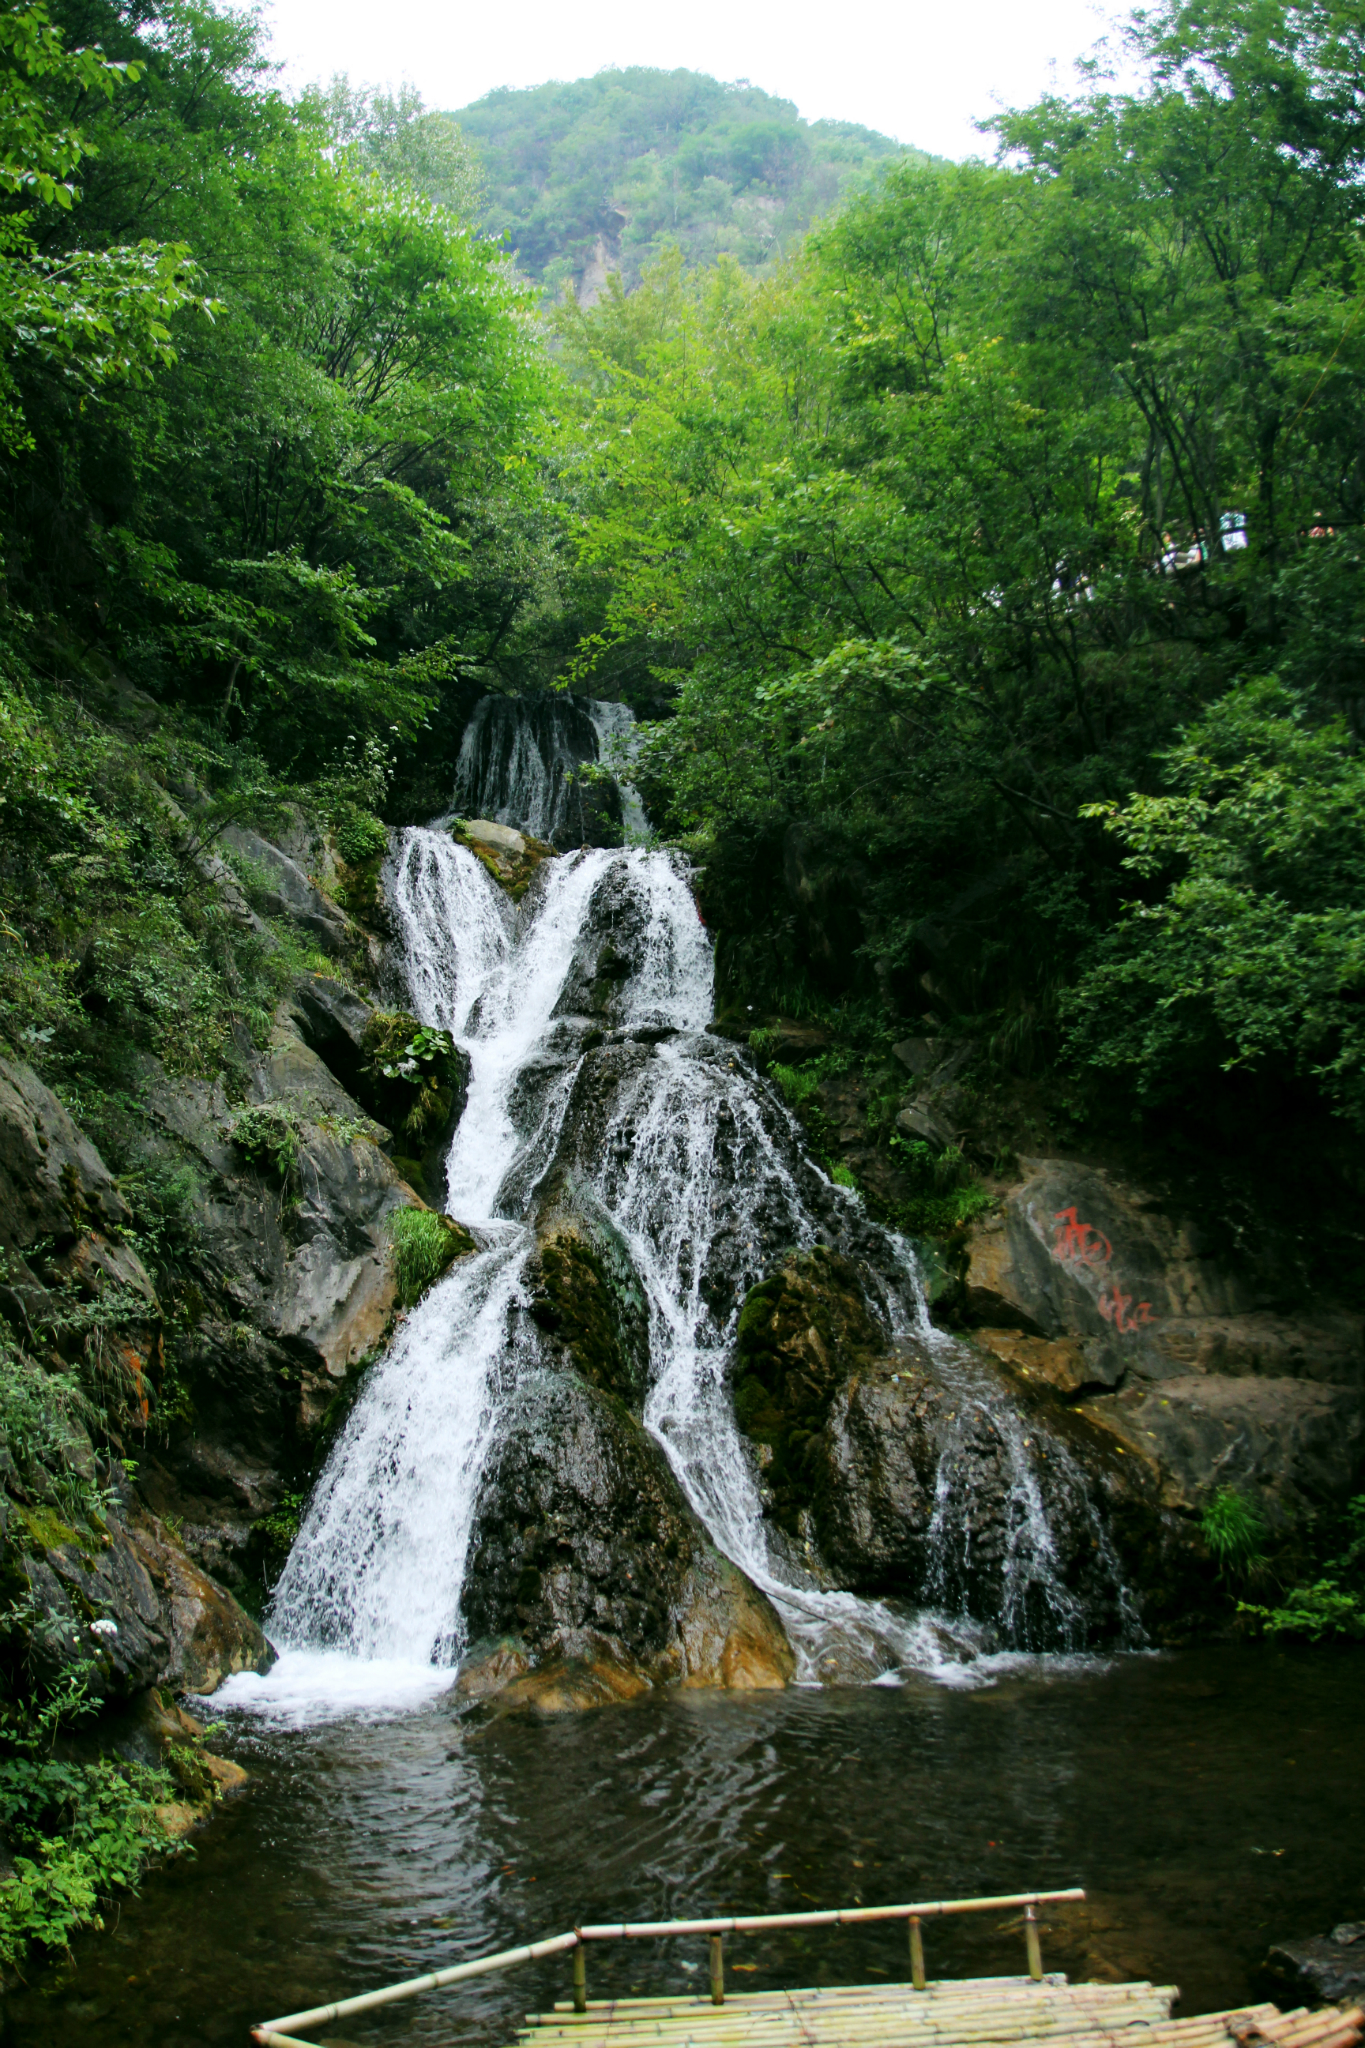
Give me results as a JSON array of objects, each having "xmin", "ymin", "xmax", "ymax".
[
  {"xmin": 552, "ymin": 863, "xmax": 660, "ymax": 1025},
  {"xmin": 528, "ymin": 1213, "xmax": 649, "ymax": 1408},
  {"xmin": 1266, "ymin": 1925, "xmax": 1365, "ymax": 2007},
  {"xmin": 731, "ymin": 1246, "xmax": 884, "ymax": 1537},
  {"xmin": 459, "ymin": 1371, "xmax": 794, "ymax": 1701},
  {"xmin": 730, "ymin": 1246, "xmax": 1157, "ymax": 1646}
]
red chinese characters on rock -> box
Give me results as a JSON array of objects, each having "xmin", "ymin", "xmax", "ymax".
[
  {"xmin": 1051, "ymin": 1207, "xmax": 1155, "ymax": 1335},
  {"xmin": 1096, "ymin": 1285, "xmax": 1154, "ymax": 1334},
  {"xmin": 1051, "ymin": 1206, "xmax": 1112, "ymax": 1270}
]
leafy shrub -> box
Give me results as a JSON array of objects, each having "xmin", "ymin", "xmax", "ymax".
[
  {"xmin": 829, "ymin": 1162, "xmax": 859, "ymax": 1190},
  {"xmin": 331, "ymin": 803, "xmax": 387, "ymax": 864},
  {"xmin": 1072, "ymin": 681, "xmax": 1365, "ymax": 1127},
  {"xmin": 1241, "ymin": 1496, "xmax": 1365, "ymax": 1640},
  {"xmin": 228, "ymin": 1105, "xmax": 300, "ymax": 1184},
  {"xmin": 390, "ymin": 1208, "xmax": 474, "ymax": 1307},
  {"xmin": 0, "ymin": 1754, "xmax": 176, "ymax": 1969},
  {"xmin": 884, "ymin": 1139, "xmax": 994, "ymax": 1240}
]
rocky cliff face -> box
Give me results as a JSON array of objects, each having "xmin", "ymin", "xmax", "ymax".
[{"xmin": 962, "ymin": 1159, "xmax": 1364, "ymax": 1558}]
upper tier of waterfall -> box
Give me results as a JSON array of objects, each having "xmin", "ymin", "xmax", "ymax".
[{"xmin": 454, "ymin": 694, "xmax": 645, "ymax": 849}]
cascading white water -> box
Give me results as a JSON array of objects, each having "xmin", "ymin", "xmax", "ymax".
[
  {"xmin": 587, "ymin": 699, "xmax": 649, "ymax": 842},
  {"xmin": 454, "ymin": 693, "xmax": 641, "ymax": 847},
  {"xmin": 223, "ymin": 814, "xmax": 1126, "ymax": 1726}
]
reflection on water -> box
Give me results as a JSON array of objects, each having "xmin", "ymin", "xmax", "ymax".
[{"xmin": 8, "ymin": 1648, "xmax": 1362, "ymax": 2047}]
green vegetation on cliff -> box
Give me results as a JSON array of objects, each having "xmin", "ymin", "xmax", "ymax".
[{"xmin": 449, "ymin": 69, "xmax": 913, "ymax": 297}]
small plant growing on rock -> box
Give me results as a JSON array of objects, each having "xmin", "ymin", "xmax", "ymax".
[
  {"xmin": 1200, "ymin": 1486, "xmax": 1266, "ymax": 1577},
  {"xmin": 363, "ymin": 1013, "xmax": 461, "ymax": 1144},
  {"xmin": 389, "ymin": 1208, "xmax": 475, "ymax": 1307},
  {"xmin": 228, "ymin": 1105, "xmax": 300, "ymax": 1185}
]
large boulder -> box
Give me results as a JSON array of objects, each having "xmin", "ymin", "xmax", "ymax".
[
  {"xmin": 1266, "ymin": 1925, "xmax": 1365, "ymax": 2008},
  {"xmin": 458, "ymin": 1369, "xmax": 794, "ymax": 1707},
  {"xmin": 961, "ymin": 1159, "xmax": 1365, "ymax": 1529},
  {"xmin": 730, "ymin": 1247, "xmax": 1142, "ymax": 1648},
  {"xmin": 219, "ymin": 824, "xmax": 358, "ymax": 959}
]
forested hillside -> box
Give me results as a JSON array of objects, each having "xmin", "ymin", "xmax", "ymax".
[
  {"xmin": 0, "ymin": 0, "xmax": 1364, "ymax": 1978},
  {"xmin": 448, "ymin": 69, "xmax": 912, "ymax": 296}
]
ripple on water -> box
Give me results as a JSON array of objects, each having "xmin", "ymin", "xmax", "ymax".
[{"xmin": 9, "ymin": 1648, "xmax": 1363, "ymax": 2048}]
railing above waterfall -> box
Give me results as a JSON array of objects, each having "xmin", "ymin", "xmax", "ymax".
[{"xmin": 250, "ymin": 1888, "xmax": 1087, "ymax": 2045}]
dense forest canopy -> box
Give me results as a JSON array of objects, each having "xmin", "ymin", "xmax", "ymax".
[
  {"xmin": 447, "ymin": 68, "xmax": 913, "ymax": 296},
  {"xmin": 0, "ymin": 0, "xmax": 1362, "ymax": 1150}
]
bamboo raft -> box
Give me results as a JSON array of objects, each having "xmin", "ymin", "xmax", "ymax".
[
  {"xmin": 518, "ymin": 1981, "xmax": 1365, "ymax": 2048},
  {"xmin": 249, "ymin": 1890, "xmax": 1365, "ymax": 2048}
]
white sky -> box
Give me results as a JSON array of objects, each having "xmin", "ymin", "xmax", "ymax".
[{"xmin": 258, "ymin": 0, "xmax": 1133, "ymax": 162}]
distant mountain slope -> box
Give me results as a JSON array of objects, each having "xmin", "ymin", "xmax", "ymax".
[{"xmin": 446, "ymin": 68, "xmax": 926, "ymax": 297}]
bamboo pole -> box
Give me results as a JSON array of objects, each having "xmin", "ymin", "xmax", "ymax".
[
  {"xmin": 711, "ymin": 1936, "xmax": 725, "ymax": 2007},
  {"xmin": 1026, "ymin": 1906, "xmax": 1043, "ymax": 1984},
  {"xmin": 252, "ymin": 1928, "xmax": 581, "ymax": 2039},
  {"xmin": 577, "ymin": 1890, "xmax": 1086, "ymax": 1943},
  {"xmin": 575, "ymin": 1946, "xmax": 588, "ymax": 2015},
  {"xmin": 910, "ymin": 1918, "xmax": 927, "ymax": 1993}
]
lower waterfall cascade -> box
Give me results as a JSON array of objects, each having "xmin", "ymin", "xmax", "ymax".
[{"xmin": 233, "ymin": 737, "xmax": 1136, "ymax": 1721}]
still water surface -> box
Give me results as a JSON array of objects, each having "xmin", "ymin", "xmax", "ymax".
[{"xmin": 8, "ymin": 1648, "xmax": 1361, "ymax": 2048}]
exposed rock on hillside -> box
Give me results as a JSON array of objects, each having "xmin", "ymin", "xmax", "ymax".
[{"xmin": 962, "ymin": 1159, "xmax": 1365, "ymax": 1525}]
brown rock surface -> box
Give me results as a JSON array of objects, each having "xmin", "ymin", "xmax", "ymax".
[
  {"xmin": 961, "ymin": 1158, "xmax": 1365, "ymax": 1527},
  {"xmin": 460, "ymin": 1371, "xmax": 794, "ymax": 1700}
]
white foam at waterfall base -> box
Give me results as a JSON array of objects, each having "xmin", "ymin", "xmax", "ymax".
[{"xmin": 225, "ymin": 828, "xmax": 1127, "ymax": 1722}]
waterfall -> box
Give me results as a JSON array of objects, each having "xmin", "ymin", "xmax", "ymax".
[
  {"xmin": 454, "ymin": 693, "xmax": 639, "ymax": 849},
  {"xmin": 586, "ymin": 699, "xmax": 649, "ymax": 842},
  {"xmin": 235, "ymin": 797, "xmax": 1131, "ymax": 1719}
]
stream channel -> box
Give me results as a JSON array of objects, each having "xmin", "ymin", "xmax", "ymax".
[{"xmin": 14, "ymin": 706, "xmax": 1360, "ymax": 2044}]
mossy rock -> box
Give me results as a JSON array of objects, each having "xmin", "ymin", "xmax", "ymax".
[
  {"xmin": 528, "ymin": 1224, "xmax": 648, "ymax": 1406},
  {"xmin": 731, "ymin": 1245, "xmax": 885, "ymax": 1538},
  {"xmin": 452, "ymin": 821, "xmax": 556, "ymax": 902}
]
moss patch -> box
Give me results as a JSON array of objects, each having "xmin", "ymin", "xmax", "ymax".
[
  {"xmin": 529, "ymin": 1227, "xmax": 647, "ymax": 1406},
  {"xmin": 10, "ymin": 1504, "xmax": 81, "ymax": 1556}
]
